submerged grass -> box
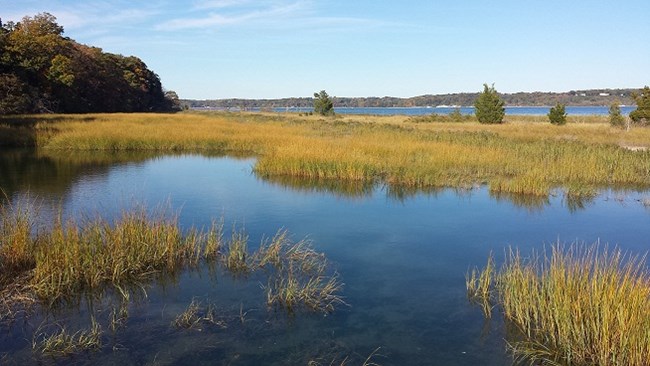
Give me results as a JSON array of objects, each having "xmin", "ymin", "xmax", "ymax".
[
  {"xmin": 33, "ymin": 318, "xmax": 102, "ymax": 357},
  {"xmin": 173, "ymin": 298, "xmax": 229, "ymax": 330},
  {"xmin": 3, "ymin": 112, "xmax": 649, "ymax": 196},
  {"xmin": 307, "ymin": 346, "xmax": 384, "ymax": 366},
  {"xmin": 469, "ymin": 243, "xmax": 650, "ymax": 365}
]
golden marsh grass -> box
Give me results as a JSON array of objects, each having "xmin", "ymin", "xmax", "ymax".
[
  {"xmin": 469, "ymin": 243, "xmax": 650, "ymax": 365},
  {"xmin": 0, "ymin": 200, "xmax": 344, "ymax": 315},
  {"xmin": 0, "ymin": 199, "xmax": 35, "ymax": 278},
  {"xmin": 30, "ymin": 207, "xmax": 205, "ymax": 303},
  {"xmin": 4, "ymin": 111, "xmax": 648, "ymax": 196}
]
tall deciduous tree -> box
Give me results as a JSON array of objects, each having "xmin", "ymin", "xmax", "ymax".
[
  {"xmin": 474, "ymin": 84, "xmax": 505, "ymax": 124},
  {"xmin": 313, "ymin": 90, "xmax": 334, "ymax": 116},
  {"xmin": 629, "ymin": 86, "xmax": 650, "ymax": 126}
]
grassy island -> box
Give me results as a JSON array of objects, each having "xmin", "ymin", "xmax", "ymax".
[{"xmin": 2, "ymin": 111, "xmax": 649, "ymax": 197}]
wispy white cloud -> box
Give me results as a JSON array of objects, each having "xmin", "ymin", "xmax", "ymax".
[
  {"xmin": 1, "ymin": 1, "xmax": 160, "ymax": 34},
  {"xmin": 160, "ymin": 1, "xmax": 308, "ymax": 30},
  {"xmin": 157, "ymin": 0, "xmax": 397, "ymax": 34},
  {"xmin": 58, "ymin": 8, "xmax": 158, "ymax": 30},
  {"xmin": 4, "ymin": 1, "xmax": 398, "ymax": 37},
  {"xmin": 192, "ymin": 0, "xmax": 253, "ymax": 10}
]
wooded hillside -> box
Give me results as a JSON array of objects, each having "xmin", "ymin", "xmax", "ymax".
[{"xmin": 0, "ymin": 13, "xmax": 179, "ymax": 114}]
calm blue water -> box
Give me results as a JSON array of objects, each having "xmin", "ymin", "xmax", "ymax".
[
  {"xmin": 1, "ymin": 151, "xmax": 649, "ymax": 365},
  {"xmin": 271, "ymin": 106, "xmax": 636, "ymax": 116}
]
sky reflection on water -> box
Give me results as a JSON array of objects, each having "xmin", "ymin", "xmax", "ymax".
[{"xmin": 1, "ymin": 151, "xmax": 649, "ymax": 365}]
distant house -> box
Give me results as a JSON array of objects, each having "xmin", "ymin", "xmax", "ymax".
[{"xmin": 599, "ymin": 93, "xmax": 610, "ymax": 96}]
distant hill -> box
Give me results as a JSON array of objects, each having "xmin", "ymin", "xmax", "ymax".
[{"xmin": 184, "ymin": 88, "xmax": 639, "ymax": 110}]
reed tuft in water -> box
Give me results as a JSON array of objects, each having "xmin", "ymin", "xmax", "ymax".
[
  {"xmin": 261, "ymin": 232, "xmax": 345, "ymax": 313},
  {"xmin": 468, "ymin": 243, "xmax": 650, "ymax": 365},
  {"xmin": 225, "ymin": 228, "xmax": 250, "ymax": 273},
  {"xmin": 30, "ymin": 206, "xmax": 204, "ymax": 303},
  {"xmin": 0, "ymin": 198, "xmax": 37, "ymax": 281},
  {"xmin": 0, "ymin": 199, "xmax": 345, "ymax": 319},
  {"xmin": 173, "ymin": 298, "xmax": 203, "ymax": 329},
  {"xmin": 466, "ymin": 252, "xmax": 494, "ymax": 318}
]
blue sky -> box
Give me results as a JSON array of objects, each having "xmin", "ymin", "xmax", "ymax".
[{"xmin": 2, "ymin": 0, "xmax": 649, "ymax": 99}]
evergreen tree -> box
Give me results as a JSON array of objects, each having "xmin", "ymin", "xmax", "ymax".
[
  {"xmin": 609, "ymin": 102, "xmax": 626, "ymax": 129},
  {"xmin": 474, "ymin": 84, "xmax": 505, "ymax": 124},
  {"xmin": 629, "ymin": 86, "xmax": 650, "ymax": 126},
  {"xmin": 548, "ymin": 103, "xmax": 567, "ymax": 125},
  {"xmin": 313, "ymin": 90, "xmax": 334, "ymax": 116}
]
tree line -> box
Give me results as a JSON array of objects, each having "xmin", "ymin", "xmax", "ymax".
[
  {"xmin": 184, "ymin": 88, "xmax": 639, "ymax": 110},
  {"xmin": 0, "ymin": 13, "xmax": 180, "ymax": 115},
  {"xmin": 305, "ymin": 85, "xmax": 650, "ymax": 127},
  {"xmin": 475, "ymin": 84, "xmax": 650, "ymax": 127}
]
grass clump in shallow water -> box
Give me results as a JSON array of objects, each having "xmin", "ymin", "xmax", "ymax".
[
  {"xmin": 0, "ymin": 197, "xmax": 37, "ymax": 281},
  {"xmin": 0, "ymin": 199, "xmax": 345, "ymax": 317},
  {"xmin": 468, "ymin": 243, "xmax": 650, "ymax": 365},
  {"xmin": 172, "ymin": 298, "xmax": 227, "ymax": 330},
  {"xmin": 225, "ymin": 228, "xmax": 250, "ymax": 273},
  {"xmin": 33, "ymin": 318, "xmax": 102, "ymax": 357},
  {"xmin": 31, "ymin": 206, "xmax": 205, "ymax": 303},
  {"xmin": 203, "ymin": 218, "xmax": 224, "ymax": 259},
  {"xmin": 260, "ymin": 232, "xmax": 345, "ymax": 314},
  {"xmin": 1, "ymin": 199, "xmax": 346, "ymax": 363},
  {"xmin": 466, "ymin": 252, "xmax": 495, "ymax": 318}
]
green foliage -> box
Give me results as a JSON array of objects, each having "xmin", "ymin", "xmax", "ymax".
[
  {"xmin": 410, "ymin": 107, "xmax": 473, "ymax": 123},
  {"xmin": 47, "ymin": 54, "xmax": 74, "ymax": 86},
  {"xmin": 609, "ymin": 102, "xmax": 626, "ymax": 128},
  {"xmin": 448, "ymin": 107, "xmax": 464, "ymax": 121},
  {"xmin": 474, "ymin": 84, "xmax": 505, "ymax": 124},
  {"xmin": 629, "ymin": 86, "xmax": 650, "ymax": 126},
  {"xmin": 0, "ymin": 13, "xmax": 176, "ymax": 114},
  {"xmin": 547, "ymin": 103, "xmax": 567, "ymax": 125},
  {"xmin": 313, "ymin": 90, "xmax": 334, "ymax": 116}
]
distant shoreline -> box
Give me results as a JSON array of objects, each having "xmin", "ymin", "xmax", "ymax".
[
  {"xmin": 190, "ymin": 105, "xmax": 636, "ymax": 116},
  {"xmin": 182, "ymin": 87, "xmax": 639, "ymax": 110}
]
